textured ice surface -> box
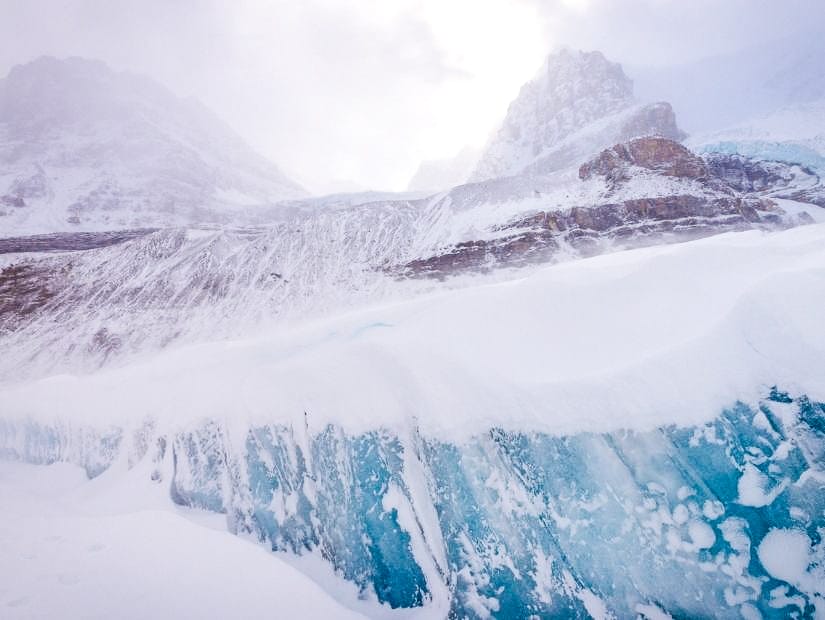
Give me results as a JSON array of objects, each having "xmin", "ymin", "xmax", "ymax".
[
  {"xmin": 697, "ymin": 141, "xmax": 825, "ymax": 173},
  {"xmin": 1, "ymin": 389, "xmax": 824, "ymax": 618}
]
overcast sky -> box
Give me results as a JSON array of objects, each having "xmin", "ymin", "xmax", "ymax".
[{"xmin": 1, "ymin": 0, "xmax": 822, "ymax": 192}]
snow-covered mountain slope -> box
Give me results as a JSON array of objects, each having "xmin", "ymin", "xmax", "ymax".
[
  {"xmin": 1, "ymin": 137, "xmax": 819, "ymax": 380},
  {"xmin": 469, "ymin": 49, "xmax": 682, "ymax": 183},
  {"xmin": 403, "ymin": 138, "xmax": 817, "ymax": 278},
  {"xmin": 0, "ymin": 57, "xmax": 306, "ymax": 234},
  {"xmin": 2, "ymin": 223, "xmax": 825, "ymax": 618},
  {"xmin": 406, "ymin": 146, "xmax": 481, "ymax": 194}
]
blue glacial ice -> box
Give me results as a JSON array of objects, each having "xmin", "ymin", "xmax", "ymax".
[
  {"xmin": 698, "ymin": 140, "xmax": 825, "ymax": 173},
  {"xmin": 1, "ymin": 387, "xmax": 824, "ymax": 618}
]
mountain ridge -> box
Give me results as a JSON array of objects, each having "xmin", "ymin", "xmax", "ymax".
[{"xmin": 0, "ymin": 56, "xmax": 307, "ymax": 233}]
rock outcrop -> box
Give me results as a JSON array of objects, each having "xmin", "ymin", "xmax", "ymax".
[
  {"xmin": 579, "ymin": 137, "xmax": 707, "ymax": 186},
  {"xmin": 703, "ymin": 152, "xmax": 825, "ymax": 206},
  {"xmin": 401, "ymin": 138, "xmax": 809, "ymax": 279},
  {"xmin": 401, "ymin": 195, "xmax": 783, "ymax": 278}
]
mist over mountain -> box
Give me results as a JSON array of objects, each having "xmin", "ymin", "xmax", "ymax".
[
  {"xmin": 406, "ymin": 145, "xmax": 481, "ymax": 193},
  {"xmin": 632, "ymin": 28, "xmax": 825, "ymax": 133},
  {"xmin": 0, "ymin": 56, "xmax": 306, "ymax": 233}
]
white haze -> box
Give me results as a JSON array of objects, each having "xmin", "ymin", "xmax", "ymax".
[{"xmin": 0, "ymin": 0, "xmax": 822, "ymax": 192}]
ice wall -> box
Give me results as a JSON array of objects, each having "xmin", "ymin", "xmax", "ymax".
[{"xmin": 1, "ymin": 388, "xmax": 823, "ymax": 618}]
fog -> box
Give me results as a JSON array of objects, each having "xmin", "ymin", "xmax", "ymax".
[{"xmin": 1, "ymin": 0, "xmax": 822, "ymax": 192}]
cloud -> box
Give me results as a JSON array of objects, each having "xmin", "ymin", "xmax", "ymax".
[{"xmin": 524, "ymin": 0, "xmax": 825, "ymax": 66}]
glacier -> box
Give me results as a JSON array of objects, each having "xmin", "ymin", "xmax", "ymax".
[
  {"xmin": 2, "ymin": 223, "xmax": 825, "ymax": 618},
  {"xmin": 2, "ymin": 390, "xmax": 824, "ymax": 618}
]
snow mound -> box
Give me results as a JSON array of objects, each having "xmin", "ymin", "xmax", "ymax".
[{"xmin": 3, "ymin": 223, "xmax": 824, "ymax": 437}]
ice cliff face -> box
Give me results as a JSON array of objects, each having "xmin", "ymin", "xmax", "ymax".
[
  {"xmin": 0, "ymin": 57, "xmax": 306, "ymax": 233},
  {"xmin": 2, "ymin": 389, "xmax": 824, "ymax": 618},
  {"xmin": 469, "ymin": 50, "xmax": 682, "ymax": 183}
]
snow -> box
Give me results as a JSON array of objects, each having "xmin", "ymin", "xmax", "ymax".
[
  {"xmin": 635, "ymin": 603, "xmax": 674, "ymax": 620},
  {"xmin": 0, "ymin": 461, "xmax": 368, "ymax": 620},
  {"xmin": 687, "ymin": 520, "xmax": 716, "ymax": 550},
  {"xmin": 757, "ymin": 529, "xmax": 811, "ymax": 587},
  {"xmin": 2, "ymin": 223, "xmax": 825, "ymax": 440},
  {"xmin": 737, "ymin": 464, "xmax": 788, "ymax": 508},
  {"xmin": 406, "ymin": 146, "xmax": 481, "ymax": 193}
]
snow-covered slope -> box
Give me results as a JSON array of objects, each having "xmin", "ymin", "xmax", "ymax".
[
  {"xmin": 2, "ymin": 224, "xmax": 825, "ymax": 618},
  {"xmin": 0, "ymin": 461, "xmax": 374, "ymax": 619},
  {"xmin": 469, "ymin": 49, "xmax": 682, "ymax": 183},
  {"xmin": 3, "ymin": 136, "xmax": 816, "ymax": 380},
  {"xmin": 0, "ymin": 57, "xmax": 306, "ymax": 234}
]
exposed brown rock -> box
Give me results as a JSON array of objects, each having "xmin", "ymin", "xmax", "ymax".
[
  {"xmin": 0, "ymin": 229, "xmax": 157, "ymax": 255},
  {"xmin": 0, "ymin": 262, "xmax": 65, "ymax": 328},
  {"xmin": 401, "ymin": 195, "xmax": 782, "ymax": 279},
  {"xmin": 579, "ymin": 137, "xmax": 708, "ymax": 184},
  {"xmin": 0, "ymin": 194, "xmax": 26, "ymax": 208}
]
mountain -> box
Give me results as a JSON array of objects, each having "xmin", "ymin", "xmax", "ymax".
[
  {"xmin": 2, "ymin": 51, "xmax": 822, "ymax": 379},
  {"xmin": 406, "ymin": 145, "xmax": 481, "ymax": 193},
  {"xmin": 470, "ymin": 49, "xmax": 683, "ymax": 183},
  {"xmin": 3, "ymin": 135, "xmax": 821, "ymax": 379},
  {"xmin": 0, "ymin": 56, "xmax": 306, "ymax": 233}
]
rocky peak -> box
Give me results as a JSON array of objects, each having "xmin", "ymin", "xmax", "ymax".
[
  {"xmin": 524, "ymin": 49, "xmax": 633, "ymax": 122},
  {"xmin": 470, "ymin": 49, "xmax": 636, "ymax": 182}
]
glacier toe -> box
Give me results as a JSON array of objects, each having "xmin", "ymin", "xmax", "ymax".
[{"xmin": 2, "ymin": 389, "xmax": 824, "ymax": 618}]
